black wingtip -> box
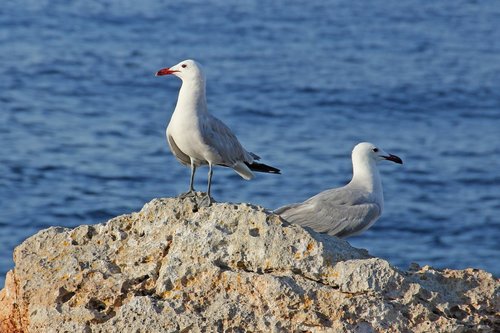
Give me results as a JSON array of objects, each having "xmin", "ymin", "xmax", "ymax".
[{"xmin": 246, "ymin": 162, "xmax": 281, "ymax": 174}]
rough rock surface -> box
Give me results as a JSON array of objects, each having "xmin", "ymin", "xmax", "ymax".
[{"xmin": 0, "ymin": 195, "xmax": 498, "ymax": 332}]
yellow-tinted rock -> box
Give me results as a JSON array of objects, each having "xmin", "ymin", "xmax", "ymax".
[{"xmin": 0, "ymin": 195, "xmax": 498, "ymax": 332}]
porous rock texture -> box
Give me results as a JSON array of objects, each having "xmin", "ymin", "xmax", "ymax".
[{"xmin": 0, "ymin": 195, "xmax": 498, "ymax": 332}]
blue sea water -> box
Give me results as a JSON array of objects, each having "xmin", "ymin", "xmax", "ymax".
[{"xmin": 1, "ymin": 0, "xmax": 499, "ymax": 287}]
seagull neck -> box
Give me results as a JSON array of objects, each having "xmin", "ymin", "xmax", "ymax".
[
  {"xmin": 176, "ymin": 79, "xmax": 208, "ymax": 114},
  {"xmin": 351, "ymin": 158, "xmax": 382, "ymax": 193}
]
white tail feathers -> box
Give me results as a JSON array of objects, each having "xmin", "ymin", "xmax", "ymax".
[{"xmin": 232, "ymin": 161, "xmax": 255, "ymax": 180}]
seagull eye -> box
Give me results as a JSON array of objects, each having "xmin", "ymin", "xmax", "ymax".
[
  {"xmin": 373, "ymin": 148, "xmax": 379, "ymax": 153},
  {"xmin": 181, "ymin": 64, "xmax": 187, "ymax": 68}
]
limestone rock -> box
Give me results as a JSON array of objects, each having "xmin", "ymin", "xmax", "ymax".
[{"xmin": 0, "ymin": 195, "xmax": 498, "ymax": 332}]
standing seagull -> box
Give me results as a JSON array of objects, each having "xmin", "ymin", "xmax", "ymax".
[
  {"xmin": 275, "ymin": 142, "xmax": 402, "ymax": 238},
  {"xmin": 156, "ymin": 59, "xmax": 280, "ymax": 205}
]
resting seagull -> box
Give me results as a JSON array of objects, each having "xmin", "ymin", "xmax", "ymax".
[
  {"xmin": 275, "ymin": 142, "xmax": 402, "ymax": 238},
  {"xmin": 156, "ymin": 59, "xmax": 280, "ymax": 206}
]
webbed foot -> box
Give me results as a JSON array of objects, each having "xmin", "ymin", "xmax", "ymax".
[
  {"xmin": 179, "ymin": 190, "xmax": 196, "ymax": 199},
  {"xmin": 197, "ymin": 194, "xmax": 214, "ymax": 207}
]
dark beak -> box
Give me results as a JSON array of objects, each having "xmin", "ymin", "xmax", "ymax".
[
  {"xmin": 155, "ymin": 67, "xmax": 179, "ymax": 76},
  {"xmin": 384, "ymin": 154, "xmax": 403, "ymax": 164}
]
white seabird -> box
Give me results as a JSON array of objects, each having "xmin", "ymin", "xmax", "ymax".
[
  {"xmin": 156, "ymin": 59, "xmax": 280, "ymax": 205},
  {"xmin": 275, "ymin": 142, "xmax": 402, "ymax": 238}
]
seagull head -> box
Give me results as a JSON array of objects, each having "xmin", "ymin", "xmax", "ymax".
[
  {"xmin": 353, "ymin": 142, "xmax": 403, "ymax": 165},
  {"xmin": 155, "ymin": 59, "xmax": 205, "ymax": 82}
]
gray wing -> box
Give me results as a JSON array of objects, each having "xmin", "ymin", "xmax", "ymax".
[
  {"xmin": 200, "ymin": 114, "xmax": 253, "ymax": 166},
  {"xmin": 167, "ymin": 133, "xmax": 191, "ymax": 166},
  {"xmin": 275, "ymin": 187, "xmax": 381, "ymax": 238}
]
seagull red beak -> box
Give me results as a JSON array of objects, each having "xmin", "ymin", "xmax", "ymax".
[
  {"xmin": 384, "ymin": 154, "xmax": 403, "ymax": 164},
  {"xmin": 155, "ymin": 67, "xmax": 179, "ymax": 76}
]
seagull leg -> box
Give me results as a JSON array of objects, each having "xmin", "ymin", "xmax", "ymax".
[
  {"xmin": 199, "ymin": 162, "xmax": 214, "ymax": 207},
  {"xmin": 179, "ymin": 159, "xmax": 196, "ymax": 198}
]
